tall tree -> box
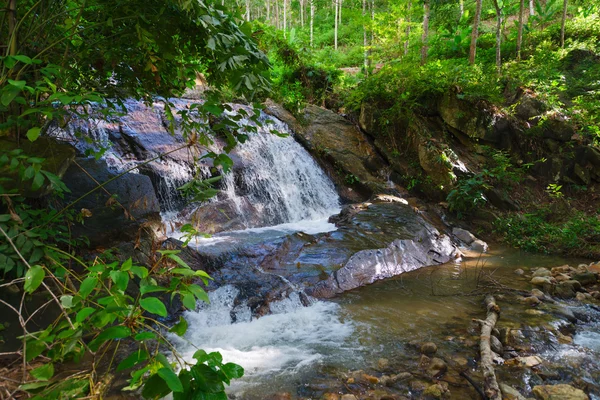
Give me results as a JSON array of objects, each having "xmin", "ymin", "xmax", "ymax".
[
  {"xmin": 310, "ymin": 0, "xmax": 315, "ymax": 47},
  {"xmin": 469, "ymin": 0, "xmax": 483, "ymax": 64},
  {"xmin": 421, "ymin": 0, "xmax": 430, "ymax": 64},
  {"xmin": 363, "ymin": 0, "xmax": 369, "ymax": 73},
  {"xmin": 284, "ymin": 0, "xmax": 288, "ymax": 38},
  {"xmin": 459, "ymin": 0, "xmax": 464, "ymax": 19},
  {"xmin": 492, "ymin": 0, "xmax": 503, "ymax": 74},
  {"xmin": 529, "ymin": 0, "xmax": 535, "ymax": 15},
  {"xmin": 560, "ymin": 0, "xmax": 568, "ymax": 48},
  {"xmin": 517, "ymin": 0, "xmax": 524, "ymax": 60},
  {"xmin": 405, "ymin": 0, "xmax": 412, "ymax": 56},
  {"xmin": 334, "ymin": 0, "xmax": 339, "ymax": 49}
]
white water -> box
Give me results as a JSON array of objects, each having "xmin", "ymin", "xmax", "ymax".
[{"xmin": 170, "ymin": 286, "xmax": 356, "ymax": 396}]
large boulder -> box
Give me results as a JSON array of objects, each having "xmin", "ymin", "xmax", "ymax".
[
  {"xmin": 61, "ymin": 157, "xmax": 161, "ymax": 247},
  {"xmin": 532, "ymin": 384, "xmax": 589, "ymax": 400}
]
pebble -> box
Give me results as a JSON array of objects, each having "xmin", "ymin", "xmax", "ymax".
[
  {"xmin": 514, "ymin": 268, "xmax": 525, "ymax": 275},
  {"xmin": 420, "ymin": 342, "xmax": 438, "ymax": 356},
  {"xmin": 340, "ymin": 395, "xmax": 358, "ymax": 400}
]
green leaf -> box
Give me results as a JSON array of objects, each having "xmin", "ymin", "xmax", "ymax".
[
  {"xmin": 181, "ymin": 293, "xmax": 196, "ymax": 310},
  {"xmin": 157, "ymin": 368, "xmax": 183, "ymax": 393},
  {"xmin": 25, "ymin": 340, "xmax": 46, "ymax": 362},
  {"xmin": 60, "ymin": 295, "xmax": 74, "ymax": 308},
  {"xmin": 116, "ymin": 349, "xmax": 149, "ymax": 372},
  {"xmin": 190, "ymin": 364, "xmax": 225, "ymax": 393},
  {"xmin": 32, "ymin": 172, "xmax": 45, "ymax": 190},
  {"xmin": 89, "ymin": 326, "xmax": 131, "ymax": 351},
  {"xmin": 75, "ymin": 307, "xmax": 95, "ymax": 323},
  {"xmin": 221, "ymin": 362, "xmax": 244, "ymax": 379},
  {"xmin": 131, "ymin": 266, "xmax": 148, "ymax": 279},
  {"xmin": 168, "ymin": 316, "xmax": 188, "ymax": 337},
  {"xmin": 110, "ymin": 270, "xmax": 129, "ymax": 291},
  {"xmin": 121, "ymin": 258, "xmax": 133, "ymax": 271},
  {"xmin": 142, "ymin": 373, "xmax": 171, "ymax": 399},
  {"xmin": 8, "ymin": 79, "xmax": 26, "ymax": 89},
  {"xmin": 24, "ymin": 265, "xmax": 45, "ymax": 293},
  {"xmin": 26, "ymin": 127, "xmax": 42, "ymax": 142},
  {"xmin": 13, "ymin": 55, "xmax": 33, "ymax": 64},
  {"xmin": 1, "ymin": 86, "xmax": 21, "ymax": 106},
  {"xmin": 165, "ymin": 253, "xmax": 191, "ymax": 269},
  {"xmin": 31, "ymin": 363, "xmax": 54, "ymax": 381},
  {"xmin": 20, "ymin": 381, "xmax": 50, "ymax": 391},
  {"xmin": 79, "ymin": 277, "xmax": 98, "ymax": 299},
  {"xmin": 188, "ymin": 284, "xmax": 210, "ymax": 303},
  {"xmin": 140, "ymin": 297, "xmax": 167, "ymax": 317}
]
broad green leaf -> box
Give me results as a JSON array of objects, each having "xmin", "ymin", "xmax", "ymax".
[
  {"xmin": 60, "ymin": 295, "xmax": 74, "ymax": 308},
  {"xmin": 75, "ymin": 307, "xmax": 95, "ymax": 323},
  {"xmin": 189, "ymin": 364, "xmax": 225, "ymax": 393},
  {"xmin": 24, "ymin": 265, "xmax": 45, "ymax": 293},
  {"xmin": 79, "ymin": 277, "xmax": 98, "ymax": 299},
  {"xmin": 121, "ymin": 258, "xmax": 132, "ymax": 271},
  {"xmin": 116, "ymin": 349, "xmax": 149, "ymax": 371},
  {"xmin": 25, "ymin": 340, "xmax": 46, "ymax": 362},
  {"xmin": 26, "ymin": 127, "xmax": 41, "ymax": 142},
  {"xmin": 13, "ymin": 55, "xmax": 33, "ymax": 64},
  {"xmin": 141, "ymin": 373, "xmax": 171, "ymax": 399},
  {"xmin": 181, "ymin": 293, "xmax": 196, "ymax": 310},
  {"xmin": 31, "ymin": 363, "xmax": 54, "ymax": 381},
  {"xmin": 1, "ymin": 86, "xmax": 20, "ymax": 106},
  {"xmin": 89, "ymin": 325, "xmax": 131, "ymax": 351},
  {"xmin": 110, "ymin": 270, "xmax": 129, "ymax": 291},
  {"xmin": 19, "ymin": 381, "xmax": 50, "ymax": 391},
  {"xmin": 168, "ymin": 316, "xmax": 188, "ymax": 337},
  {"xmin": 188, "ymin": 284, "xmax": 210, "ymax": 303},
  {"xmin": 157, "ymin": 368, "xmax": 183, "ymax": 393},
  {"xmin": 32, "ymin": 172, "xmax": 45, "ymax": 190},
  {"xmin": 140, "ymin": 297, "xmax": 167, "ymax": 317},
  {"xmin": 134, "ymin": 332, "xmax": 157, "ymax": 341},
  {"xmin": 8, "ymin": 79, "xmax": 26, "ymax": 89},
  {"xmin": 221, "ymin": 362, "xmax": 244, "ymax": 379}
]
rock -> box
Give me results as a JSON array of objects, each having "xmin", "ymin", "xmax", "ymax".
[
  {"xmin": 377, "ymin": 358, "xmax": 390, "ymax": 370},
  {"xmin": 555, "ymin": 273, "xmax": 572, "ymax": 282},
  {"xmin": 500, "ymin": 383, "xmax": 527, "ymax": 400},
  {"xmin": 491, "ymin": 335, "xmax": 504, "ymax": 354},
  {"xmin": 267, "ymin": 393, "xmax": 292, "ymax": 400},
  {"xmin": 418, "ymin": 141, "xmax": 455, "ymax": 190},
  {"xmin": 554, "ymin": 280, "xmax": 582, "ymax": 299},
  {"xmin": 553, "ymin": 306, "xmax": 578, "ymax": 323},
  {"xmin": 587, "ymin": 263, "xmax": 600, "ymax": 274},
  {"xmin": 532, "ymin": 384, "xmax": 589, "ymax": 400},
  {"xmin": 542, "ymin": 118, "xmax": 576, "ymax": 143},
  {"xmin": 523, "ymin": 296, "xmax": 542, "ymax": 306},
  {"xmin": 322, "ymin": 394, "xmax": 340, "ymax": 400},
  {"xmin": 449, "ymin": 356, "xmax": 469, "ymax": 372},
  {"xmin": 552, "ymin": 265, "xmax": 574, "ymax": 275},
  {"xmin": 427, "ymin": 357, "xmax": 448, "ymax": 378},
  {"xmin": 423, "ymin": 383, "xmax": 449, "ymax": 399},
  {"xmin": 572, "ymin": 272, "xmax": 597, "ymax": 286},
  {"xmin": 533, "ymin": 268, "xmax": 552, "ymax": 278},
  {"xmin": 420, "ymin": 342, "xmax": 438, "ymax": 356},
  {"xmin": 362, "ymin": 374, "xmax": 380, "ymax": 384},
  {"xmin": 470, "ymin": 239, "xmax": 488, "ymax": 253},
  {"xmin": 452, "ymin": 228, "xmax": 477, "ymax": 245},
  {"xmin": 531, "ymin": 276, "xmax": 553, "ymax": 286},
  {"xmin": 508, "ymin": 356, "xmax": 543, "ymax": 368},
  {"xmin": 515, "ymin": 269, "xmax": 525, "ymax": 276},
  {"xmin": 61, "ymin": 157, "xmax": 161, "ymax": 247},
  {"xmin": 557, "ymin": 332, "xmax": 573, "ymax": 344},
  {"xmin": 410, "ymin": 380, "xmax": 429, "ymax": 392},
  {"xmin": 515, "ymin": 92, "xmax": 546, "ymax": 121},
  {"xmin": 372, "ymin": 194, "xmax": 408, "ymax": 205},
  {"xmin": 525, "ymin": 309, "xmax": 545, "ymax": 316},
  {"xmin": 575, "ymin": 292, "xmax": 587, "ymax": 301},
  {"xmin": 531, "ymin": 289, "xmax": 546, "ymax": 299},
  {"xmin": 341, "ymin": 395, "xmax": 358, "ymax": 400}
]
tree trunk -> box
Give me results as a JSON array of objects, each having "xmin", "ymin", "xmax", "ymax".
[
  {"xmin": 363, "ymin": 0, "xmax": 368, "ymax": 74},
  {"xmin": 459, "ymin": 0, "xmax": 464, "ymax": 19},
  {"xmin": 560, "ymin": 0, "xmax": 568, "ymax": 48},
  {"xmin": 493, "ymin": 0, "xmax": 503, "ymax": 75},
  {"xmin": 275, "ymin": 0, "xmax": 280, "ymax": 29},
  {"xmin": 339, "ymin": 0, "xmax": 343, "ymax": 27},
  {"xmin": 300, "ymin": 0, "xmax": 305, "ymax": 27},
  {"xmin": 517, "ymin": 0, "xmax": 524, "ymax": 60},
  {"xmin": 283, "ymin": 0, "xmax": 287, "ymax": 38},
  {"xmin": 334, "ymin": 0, "xmax": 338, "ymax": 49},
  {"xmin": 421, "ymin": 0, "xmax": 430, "ymax": 64},
  {"xmin": 310, "ymin": 0, "xmax": 315, "ymax": 47},
  {"xmin": 245, "ymin": 0, "xmax": 250, "ymax": 21},
  {"xmin": 469, "ymin": 0, "xmax": 483, "ymax": 64},
  {"xmin": 8, "ymin": 0, "xmax": 17, "ymax": 57},
  {"xmin": 267, "ymin": 0, "xmax": 271, "ymax": 24},
  {"xmin": 478, "ymin": 296, "xmax": 502, "ymax": 400},
  {"xmin": 369, "ymin": 0, "xmax": 374, "ymax": 68},
  {"xmin": 405, "ymin": 0, "xmax": 411, "ymax": 56},
  {"xmin": 529, "ymin": 0, "xmax": 535, "ymax": 16}
]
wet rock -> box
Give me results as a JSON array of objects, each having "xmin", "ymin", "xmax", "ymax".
[
  {"xmin": 340, "ymin": 395, "xmax": 358, "ymax": 400},
  {"xmin": 500, "ymin": 383, "xmax": 527, "ymax": 400},
  {"xmin": 555, "ymin": 273, "xmax": 572, "ymax": 282},
  {"xmin": 377, "ymin": 358, "xmax": 390, "ymax": 371},
  {"xmin": 491, "ymin": 335, "xmax": 504, "ymax": 354},
  {"xmin": 572, "ymin": 272, "xmax": 597, "ymax": 286},
  {"xmin": 553, "ymin": 306, "xmax": 578, "ymax": 323},
  {"xmin": 515, "ymin": 269, "xmax": 525, "ymax": 276},
  {"xmin": 449, "ymin": 356, "xmax": 469, "ymax": 372},
  {"xmin": 531, "ymin": 276, "xmax": 553, "ymax": 286},
  {"xmin": 532, "ymin": 384, "xmax": 589, "ymax": 400},
  {"xmin": 267, "ymin": 392, "xmax": 292, "ymax": 400},
  {"xmin": 362, "ymin": 374, "xmax": 380, "ymax": 384},
  {"xmin": 452, "ymin": 228, "xmax": 476, "ymax": 244},
  {"xmin": 575, "ymin": 292, "xmax": 587, "ymax": 302},
  {"xmin": 587, "ymin": 263, "xmax": 600, "ymax": 274},
  {"xmin": 410, "ymin": 380, "xmax": 429, "ymax": 392},
  {"xmin": 423, "ymin": 383, "xmax": 449, "ymax": 399},
  {"xmin": 420, "ymin": 342, "xmax": 438, "ymax": 356},
  {"xmin": 507, "ymin": 355, "xmax": 543, "ymax": 368},
  {"xmin": 427, "ymin": 358, "xmax": 448, "ymax": 378},
  {"xmin": 554, "ymin": 280, "xmax": 582, "ymax": 299},
  {"xmin": 322, "ymin": 394, "xmax": 340, "ymax": 400},
  {"xmin": 523, "ymin": 296, "xmax": 542, "ymax": 306},
  {"xmin": 531, "ymin": 288, "xmax": 546, "ymax": 299},
  {"xmin": 470, "ymin": 239, "xmax": 488, "ymax": 253},
  {"xmin": 533, "ymin": 268, "xmax": 552, "ymax": 278},
  {"xmin": 372, "ymin": 194, "xmax": 408, "ymax": 205},
  {"xmin": 557, "ymin": 332, "xmax": 573, "ymax": 344}
]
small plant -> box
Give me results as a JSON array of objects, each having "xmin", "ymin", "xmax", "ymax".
[
  {"xmin": 546, "ymin": 183, "xmax": 564, "ymax": 198},
  {"xmin": 446, "ymin": 174, "xmax": 489, "ymax": 216}
]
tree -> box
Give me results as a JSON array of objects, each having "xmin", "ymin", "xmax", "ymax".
[
  {"xmin": 517, "ymin": 0, "xmax": 525, "ymax": 60},
  {"xmin": 364, "ymin": 0, "xmax": 369, "ymax": 73},
  {"xmin": 335, "ymin": 0, "xmax": 339, "ymax": 49},
  {"xmin": 469, "ymin": 0, "xmax": 483, "ymax": 64},
  {"xmin": 492, "ymin": 0, "xmax": 503, "ymax": 74},
  {"xmin": 405, "ymin": 0, "xmax": 412, "ymax": 56},
  {"xmin": 421, "ymin": 0, "xmax": 430, "ymax": 64},
  {"xmin": 310, "ymin": 0, "xmax": 315, "ymax": 47}
]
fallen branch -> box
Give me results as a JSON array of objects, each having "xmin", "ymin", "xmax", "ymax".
[{"xmin": 479, "ymin": 295, "xmax": 502, "ymax": 400}]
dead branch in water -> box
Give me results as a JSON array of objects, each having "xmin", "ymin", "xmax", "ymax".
[{"xmin": 478, "ymin": 295, "xmax": 502, "ymax": 400}]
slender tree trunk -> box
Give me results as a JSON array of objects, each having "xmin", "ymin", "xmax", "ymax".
[
  {"xmin": 529, "ymin": 0, "xmax": 535, "ymax": 16},
  {"xmin": 517, "ymin": 0, "xmax": 524, "ymax": 60},
  {"xmin": 310, "ymin": 0, "xmax": 315, "ymax": 47},
  {"xmin": 245, "ymin": 0, "xmax": 250, "ymax": 20},
  {"xmin": 334, "ymin": 0, "xmax": 339, "ymax": 49},
  {"xmin": 369, "ymin": 0, "xmax": 374, "ymax": 69},
  {"xmin": 300, "ymin": 0, "xmax": 305, "ymax": 27},
  {"xmin": 363, "ymin": 0, "xmax": 368, "ymax": 74},
  {"xmin": 8, "ymin": 0, "xmax": 17, "ymax": 57},
  {"xmin": 493, "ymin": 0, "xmax": 503, "ymax": 75},
  {"xmin": 421, "ymin": 0, "xmax": 430, "ymax": 64},
  {"xmin": 267, "ymin": 0, "xmax": 271, "ymax": 24},
  {"xmin": 405, "ymin": 0, "xmax": 411, "ymax": 56},
  {"xmin": 275, "ymin": 0, "xmax": 280, "ymax": 29},
  {"xmin": 459, "ymin": 0, "xmax": 464, "ymax": 19},
  {"xmin": 469, "ymin": 0, "xmax": 483, "ymax": 64},
  {"xmin": 339, "ymin": 0, "xmax": 343, "ymax": 27},
  {"xmin": 560, "ymin": 0, "xmax": 568, "ymax": 48},
  {"xmin": 283, "ymin": 0, "xmax": 287, "ymax": 38}
]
